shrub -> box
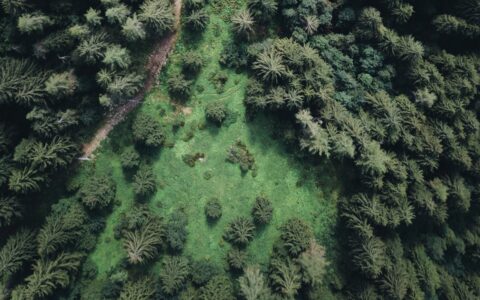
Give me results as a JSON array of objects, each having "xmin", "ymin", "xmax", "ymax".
[
  {"xmin": 186, "ymin": 9, "xmax": 209, "ymax": 31},
  {"xmin": 280, "ymin": 218, "xmax": 313, "ymax": 256},
  {"xmin": 80, "ymin": 175, "xmax": 116, "ymax": 210},
  {"xmin": 226, "ymin": 140, "xmax": 256, "ymax": 173},
  {"xmin": 160, "ymin": 256, "xmax": 190, "ymax": 295},
  {"xmin": 297, "ymin": 240, "xmax": 328, "ymax": 287},
  {"xmin": 120, "ymin": 147, "xmax": 140, "ymax": 170},
  {"xmin": 205, "ymin": 198, "xmax": 222, "ymax": 221},
  {"xmin": 205, "ymin": 101, "xmax": 228, "ymax": 124},
  {"xmin": 119, "ymin": 277, "xmax": 156, "ymax": 300},
  {"xmin": 199, "ymin": 275, "xmax": 235, "ymax": 300},
  {"xmin": 191, "ymin": 259, "xmax": 219, "ymax": 286},
  {"xmin": 132, "ymin": 113, "xmax": 165, "ymax": 147},
  {"xmin": 168, "ymin": 73, "xmax": 192, "ymax": 99},
  {"xmin": 132, "ymin": 165, "xmax": 156, "ymax": 197},
  {"xmin": 224, "ymin": 217, "xmax": 255, "ymax": 246},
  {"xmin": 166, "ymin": 210, "xmax": 188, "ymax": 251},
  {"xmin": 123, "ymin": 218, "xmax": 164, "ymax": 264},
  {"xmin": 252, "ymin": 196, "xmax": 273, "ymax": 225},
  {"xmin": 238, "ymin": 265, "xmax": 271, "ymax": 300},
  {"xmin": 227, "ymin": 247, "xmax": 248, "ymax": 271},
  {"xmin": 182, "ymin": 51, "xmax": 204, "ymax": 74}
]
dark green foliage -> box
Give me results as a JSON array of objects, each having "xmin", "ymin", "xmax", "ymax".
[
  {"xmin": 15, "ymin": 252, "xmax": 83, "ymax": 299},
  {"xmin": 251, "ymin": 196, "xmax": 273, "ymax": 225},
  {"xmin": 186, "ymin": 8, "xmax": 209, "ymax": 31},
  {"xmin": 280, "ymin": 218, "xmax": 313, "ymax": 257},
  {"xmin": 80, "ymin": 174, "xmax": 116, "ymax": 209},
  {"xmin": 37, "ymin": 202, "xmax": 87, "ymax": 257},
  {"xmin": 168, "ymin": 72, "xmax": 192, "ymax": 99},
  {"xmin": 123, "ymin": 217, "xmax": 164, "ymax": 264},
  {"xmin": 191, "ymin": 259, "xmax": 218, "ymax": 286},
  {"xmin": 0, "ymin": 58, "xmax": 46, "ymax": 105},
  {"xmin": 205, "ymin": 101, "xmax": 228, "ymax": 124},
  {"xmin": 226, "ymin": 140, "xmax": 256, "ymax": 173},
  {"xmin": 132, "ymin": 165, "xmax": 156, "ymax": 197},
  {"xmin": 297, "ymin": 240, "xmax": 328, "ymax": 288},
  {"xmin": 122, "ymin": 14, "xmax": 146, "ymax": 41},
  {"xmin": 0, "ymin": 196, "xmax": 22, "ymax": 227},
  {"xmin": 199, "ymin": 275, "xmax": 235, "ymax": 300},
  {"xmin": 0, "ymin": 229, "xmax": 35, "ymax": 280},
  {"xmin": 227, "ymin": 247, "xmax": 248, "ymax": 271},
  {"xmin": 132, "ymin": 113, "xmax": 166, "ymax": 147},
  {"xmin": 270, "ymin": 258, "xmax": 301, "ymax": 298},
  {"xmin": 182, "ymin": 152, "xmax": 205, "ymax": 167},
  {"xmin": 160, "ymin": 256, "xmax": 190, "ymax": 295},
  {"xmin": 166, "ymin": 210, "xmax": 188, "ymax": 251},
  {"xmin": 119, "ymin": 277, "xmax": 156, "ymax": 300},
  {"xmin": 8, "ymin": 167, "xmax": 43, "ymax": 194},
  {"xmin": 182, "ymin": 50, "xmax": 204, "ymax": 74},
  {"xmin": 204, "ymin": 197, "xmax": 222, "ymax": 221},
  {"xmin": 139, "ymin": 0, "xmax": 175, "ymax": 34},
  {"xmin": 223, "ymin": 217, "xmax": 255, "ymax": 246},
  {"xmin": 238, "ymin": 265, "xmax": 272, "ymax": 300},
  {"xmin": 120, "ymin": 147, "xmax": 140, "ymax": 170},
  {"xmin": 232, "ymin": 9, "xmax": 255, "ymax": 37}
]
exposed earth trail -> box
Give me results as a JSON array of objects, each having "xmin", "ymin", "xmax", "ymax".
[{"xmin": 81, "ymin": 0, "xmax": 182, "ymax": 159}]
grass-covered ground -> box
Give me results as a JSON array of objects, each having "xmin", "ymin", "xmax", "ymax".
[{"xmin": 80, "ymin": 6, "xmax": 342, "ymax": 279}]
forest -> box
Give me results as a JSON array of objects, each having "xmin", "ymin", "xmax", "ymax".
[{"xmin": 0, "ymin": 0, "xmax": 480, "ymax": 299}]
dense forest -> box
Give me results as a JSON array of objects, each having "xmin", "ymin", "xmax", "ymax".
[{"xmin": 1, "ymin": 0, "xmax": 480, "ymax": 299}]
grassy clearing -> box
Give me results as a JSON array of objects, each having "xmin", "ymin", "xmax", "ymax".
[{"xmin": 81, "ymin": 7, "xmax": 342, "ymax": 279}]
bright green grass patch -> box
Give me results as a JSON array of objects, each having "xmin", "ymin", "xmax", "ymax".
[{"xmin": 84, "ymin": 9, "xmax": 341, "ymax": 278}]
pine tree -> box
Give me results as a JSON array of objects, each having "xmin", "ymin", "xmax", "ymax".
[
  {"xmin": 0, "ymin": 58, "xmax": 46, "ymax": 105},
  {"xmin": 44, "ymin": 71, "xmax": 77, "ymax": 98},
  {"xmin": 8, "ymin": 167, "xmax": 43, "ymax": 194},
  {"xmin": 106, "ymin": 4, "xmax": 130, "ymax": 24},
  {"xmin": 139, "ymin": 0, "xmax": 175, "ymax": 34},
  {"xmin": 119, "ymin": 277, "xmax": 156, "ymax": 300},
  {"xmin": 238, "ymin": 265, "xmax": 271, "ymax": 300},
  {"xmin": 122, "ymin": 14, "xmax": 146, "ymax": 41},
  {"xmin": 76, "ymin": 32, "xmax": 109, "ymax": 64},
  {"xmin": 231, "ymin": 9, "xmax": 255, "ymax": 37},
  {"xmin": 103, "ymin": 45, "xmax": 131, "ymax": 70},
  {"xmin": 253, "ymin": 50, "xmax": 286, "ymax": 83},
  {"xmin": 270, "ymin": 259, "xmax": 301, "ymax": 298},
  {"xmin": 0, "ymin": 229, "xmax": 35, "ymax": 280},
  {"xmin": 17, "ymin": 13, "xmax": 53, "ymax": 34},
  {"xmin": 21, "ymin": 252, "xmax": 83, "ymax": 299},
  {"xmin": 223, "ymin": 217, "xmax": 255, "ymax": 246},
  {"xmin": 0, "ymin": 197, "xmax": 22, "ymax": 227},
  {"xmin": 123, "ymin": 219, "xmax": 164, "ymax": 264},
  {"xmin": 85, "ymin": 8, "xmax": 103, "ymax": 26},
  {"xmin": 160, "ymin": 256, "xmax": 190, "ymax": 295},
  {"xmin": 132, "ymin": 165, "xmax": 156, "ymax": 197}
]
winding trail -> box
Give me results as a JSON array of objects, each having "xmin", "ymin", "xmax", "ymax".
[{"xmin": 81, "ymin": 0, "xmax": 182, "ymax": 159}]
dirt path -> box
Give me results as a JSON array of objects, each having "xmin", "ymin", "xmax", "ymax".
[{"xmin": 80, "ymin": 0, "xmax": 182, "ymax": 159}]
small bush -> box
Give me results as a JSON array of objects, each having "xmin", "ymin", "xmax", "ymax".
[
  {"xmin": 132, "ymin": 113, "xmax": 165, "ymax": 147},
  {"xmin": 182, "ymin": 51, "xmax": 204, "ymax": 74},
  {"xmin": 120, "ymin": 147, "xmax": 140, "ymax": 170},
  {"xmin": 252, "ymin": 196, "xmax": 273, "ymax": 225},
  {"xmin": 227, "ymin": 247, "xmax": 248, "ymax": 271},
  {"xmin": 204, "ymin": 198, "xmax": 222, "ymax": 221},
  {"xmin": 224, "ymin": 217, "xmax": 255, "ymax": 246},
  {"xmin": 280, "ymin": 218, "xmax": 313, "ymax": 256},
  {"xmin": 205, "ymin": 101, "xmax": 228, "ymax": 124},
  {"xmin": 80, "ymin": 175, "xmax": 116, "ymax": 209},
  {"xmin": 191, "ymin": 259, "xmax": 219, "ymax": 286},
  {"xmin": 132, "ymin": 165, "xmax": 156, "ymax": 197}
]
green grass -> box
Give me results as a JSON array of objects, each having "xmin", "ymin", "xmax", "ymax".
[{"xmin": 82, "ymin": 8, "xmax": 342, "ymax": 279}]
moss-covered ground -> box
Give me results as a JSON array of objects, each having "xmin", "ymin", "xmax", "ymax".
[{"xmin": 80, "ymin": 6, "xmax": 343, "ymax": 280}]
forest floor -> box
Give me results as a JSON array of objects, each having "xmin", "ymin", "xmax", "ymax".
[
  {"xmin": 75, "ymin": 3, "xmax": 342, "ymax": 289},
  {"xmin": 80, "ymin": 0, "xmax": 183, "ymax": 159}
]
